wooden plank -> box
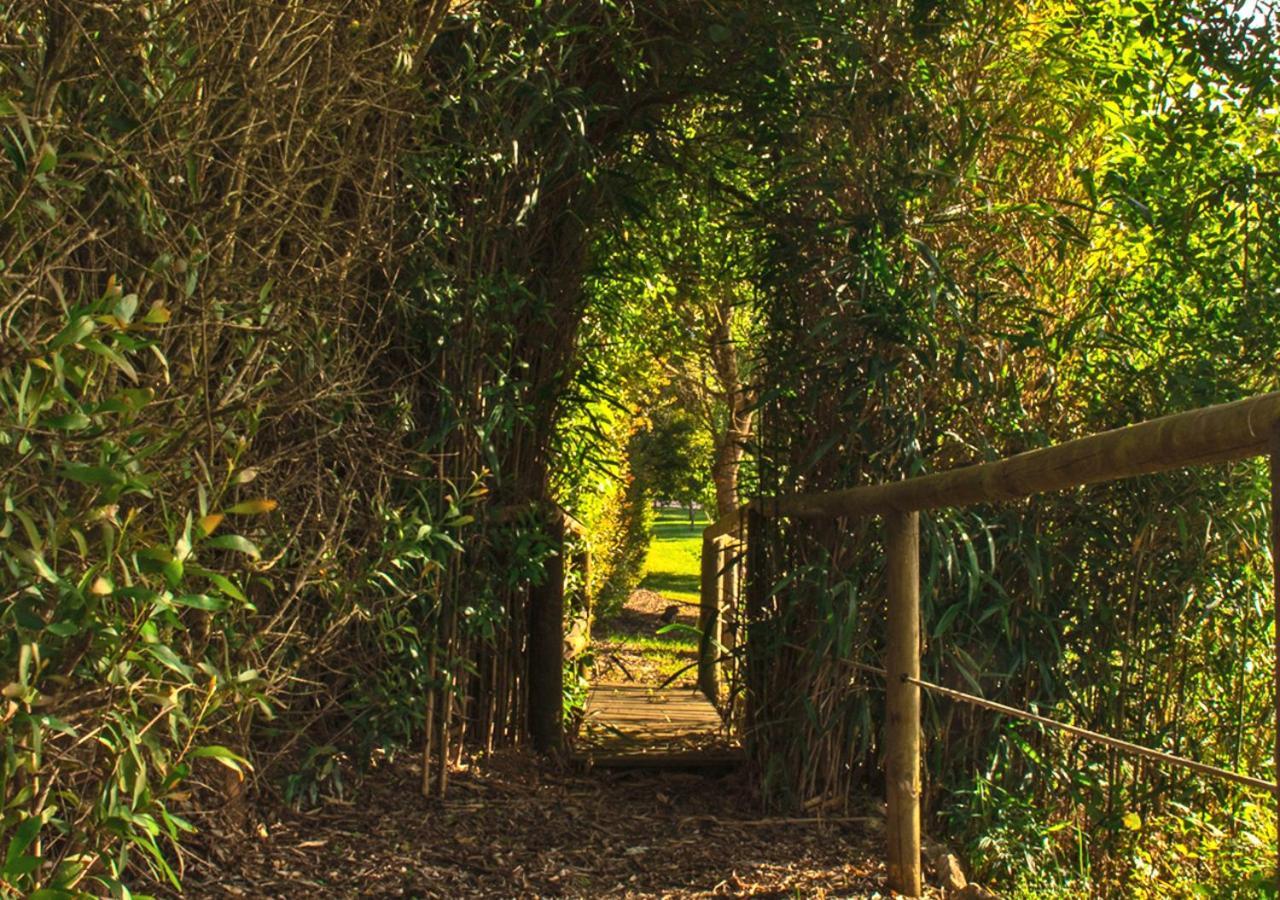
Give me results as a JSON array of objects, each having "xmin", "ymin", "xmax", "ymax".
[
  {"xmin": 764, "ymin": 392, "xmax": 1280, "ymax": 520},
  {"xmin": 582, "ymin": 749, "xmax": 746, "ymax": 768},
  {"xmin": 574, "ymin": 683, "xmax": 739, "ymax": 768},
  {"xmin": 703, "ymin": 506, "xmax": 747, "ymax": 541},
  {"xmin": 884, "ymin": 511, "xmax": 922, "ymax": 897}
]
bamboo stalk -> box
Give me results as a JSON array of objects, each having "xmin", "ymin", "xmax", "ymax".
[
  {"xmin": 699, "ymin": 536, "xmax": 721, "ymax": 702},
  {"xmin": 421, "ymin": 642, "xmax": 437, "ymax": 798},
  {"xmin": 529, "ymin": 513, "xmax": 566, "ymax": 753}
]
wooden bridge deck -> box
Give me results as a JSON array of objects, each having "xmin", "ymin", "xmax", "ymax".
[{"xmin": 572, "ymin": 682, "xmax": 744, "ymax": 768}]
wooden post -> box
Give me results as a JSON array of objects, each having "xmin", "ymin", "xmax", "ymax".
[
  {"xmin": 885, "ymin": 510, "xmax": 921, "ymax": 897},
  {"xmin": 529, "ymin": 513, "xmax": 565, "ymax": 754},
  {"xmin": 1270, "ymin": 426, "xmax": 1280, "ymax": 886},
  {"xmin": 698, "ymin": 535, "xmax": 720, "ymax": 702},
  {"xmin": 744, "ymin": 507, "xmax": 767, "ymax": 735},
  {"xmin": 578, "ymin": 546, "xmax": 592, "ymax": 661},
  {"xmin": 723, "ymin": 541, "xmax": 738, "ymax": 653}
]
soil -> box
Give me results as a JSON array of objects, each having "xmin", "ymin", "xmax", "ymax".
[{"xmin": 181, "ymin": 750, "xmax": 928, "ymax": 899}]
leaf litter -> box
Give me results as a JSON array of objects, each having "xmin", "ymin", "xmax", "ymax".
[{"xmin": 180, "ymin": 749, "xmax": 937, "ymax": 898}]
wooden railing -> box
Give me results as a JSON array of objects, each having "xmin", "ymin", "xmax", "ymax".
[{"xmin": 700, "ymin": 391, "xmax": 1280, "ymax": 896}]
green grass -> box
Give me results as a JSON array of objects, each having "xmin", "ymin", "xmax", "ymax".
[
  {"xmin": 613, "ymin": 632, "xmax": 698, "ymax": 654},
  {"xmin": 637, "ymin": 507, "xmax": 708, "ymax": 605},
  {"xmin": 591, "ymin": 508, "xmax": 708, "ymax": 686}
]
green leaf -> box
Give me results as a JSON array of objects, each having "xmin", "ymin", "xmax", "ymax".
[
  {"xmin": 43, "ymin": 412, "xmax": 92, "ymax": 431},
  {"xmin": 656, "ymin": 622, "xmax": 701, "ymax": 638},
  {"xmin": 12, "ymin": 597, "xmax": 46, "ymax": 630},
  {"xmin": 115, "ymin": 292, "xmax": 139, "ymax": 323},
  {"xmin": 145, "ymin": 643, "xmax": 193, "ymax": 678},
  {"xmin": 32, "ymin": 713, "xmax": 77, "ymax": 736},
  {"xmin": 190, "ymin": 744, "xmax": 251, "ymax": 774},
  {"xmin": 45, "ymin": 620, "xmax": 81, "ymax": 637},
  {"xmin": 84, "ymin": 338, "xmax": 139, "ymax": 382},
  {"xmin": 204, "ymin": 534, "xmax": 261, "ymax": 560},
  {"xmin": 5, "ymin": 815, "xmax": 42, "ymax": 873},
  {"xmin": 59, "ymin": 464, "xmax": 124, "ymax": 487},
  {"xmin": 47, "ymin": 316, "xmax": 96, "ymax": 350},
  {"xmin": 161, "ymin": 556, "xmax": 184, "ymax": 589},
  {"xmin": 32, "ymin": 142, "xmax": 56, "ymax": 175},
  {"xmin": 172, "ymin": 594, "xmax": 228, "ymax": 611},
  {"xmin": 192, "ymin": 568, "xmax": 247, "ymax": 603}
]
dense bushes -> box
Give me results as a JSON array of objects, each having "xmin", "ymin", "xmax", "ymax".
[
  {"xmin": 0, "ymin": 3, "xmax": 464, "ymax": 890},
  {"xmin": 0, "ymin": 1, "xmax": 725, "ymax": 890},
  {"xmin": 735, "ymin": 0, "xmax": 1279, "ymax": 892}
]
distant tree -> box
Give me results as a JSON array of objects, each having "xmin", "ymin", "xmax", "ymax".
[{"xmin": 630, "ymin": 403, "xmax": 713, "ymax": 523}]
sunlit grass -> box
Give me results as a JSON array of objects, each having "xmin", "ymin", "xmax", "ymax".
[
  {"xmin": 638, "ymin": 507, "xmax": 707, "ymax": 606},
  {"xmin": 593, "ymin": 507, "xmax": 707, "ymax": 686},
  {"xmin": 612, "ymin": 631, "xmax": 698, "ymax": 653}
]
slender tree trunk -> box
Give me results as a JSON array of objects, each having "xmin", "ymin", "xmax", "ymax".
[
  {"xmin": 712, "ymin": 432, "xmax": 742, "ymax": 517},
  {"xmin": 707, "ymin": 299, "xmax": 753, "ymax": 519}
]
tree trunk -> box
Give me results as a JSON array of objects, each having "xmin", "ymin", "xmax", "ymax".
[
  {"xmin": 706, "ymin": 296, "xmax": 753, "ymax": 519},
  {"xmin": 712, "ymin": 433, "xmax": 741, "ymax": 517}
]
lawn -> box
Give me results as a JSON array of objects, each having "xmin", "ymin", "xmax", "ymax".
[
  {"xmin": 592, "ymin": 507, "xmax": 710, "ymax": 686},
  {"xmin": 637, "ymin": 507, "xmax": 708, "ymax": 605}
]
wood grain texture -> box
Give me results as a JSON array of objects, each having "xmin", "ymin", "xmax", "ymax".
[
  {"xmin": 764, "ymin": 392, "xmax": 1280, "ymax": 520},
  {"xmin": 884, "ymin": 511, "xmax": 921, "ymax": 897},
  {"xmin": 573, "ymin": 683, "xmax": 741, "ymax": 769}
]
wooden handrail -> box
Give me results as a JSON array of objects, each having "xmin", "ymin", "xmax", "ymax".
[
  {"xmin": 701, "ymin": 391, "xmax": 1280, "ymax": 896},
  {"xmin": 702, "ymin": 392, "xmax": 1280, "ymax": 537}
]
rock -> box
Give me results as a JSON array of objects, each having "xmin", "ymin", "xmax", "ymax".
[
  {"xmin": 954, "ymin": 884, "xmax": 998, "ymax": 899},
  {"xmin": 935, "ymin": 852, "xmax": 967, "ymax": 891}
]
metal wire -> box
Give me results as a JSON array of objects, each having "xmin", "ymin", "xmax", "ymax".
[
  {"xmin": 909, "ymin": 674, "xmax": 1278, "ymax": 795},
  {"xmin": 797, "ymin": 645, "xmax": 1277, "ymax": 794}
]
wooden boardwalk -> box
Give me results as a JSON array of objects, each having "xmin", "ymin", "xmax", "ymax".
[{"xmin": 572, "ymin": 682, "xmax": 743, "ymax": 768}]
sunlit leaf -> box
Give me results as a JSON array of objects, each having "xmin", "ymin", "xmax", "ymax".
[{"xmin": 226, "ymin": 498, "xmax": 277, "ymax": 515}]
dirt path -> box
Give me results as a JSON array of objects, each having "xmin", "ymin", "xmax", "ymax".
[{"xmin": 182, "ymin": 750, "xmax": 916, "ymax": 898}]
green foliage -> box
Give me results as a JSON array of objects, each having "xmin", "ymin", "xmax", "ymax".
[
  {"xmin": 734, "ymin": 0, "xmax": 1279, "ymax": 891},
  {"xmin": 0, "ymin": 295, "xmax": 260, "ymax": 893},
  {"xmin": 2, "ymin": 0, "xmax": 1276, "ymax": 893},
  {"xmin": 0, "ymin": 1, "xmax": 472, "ymax": 890},
  {"xmin": 630, "ymin": 406, "xmax": 714, "ymax": 512}
]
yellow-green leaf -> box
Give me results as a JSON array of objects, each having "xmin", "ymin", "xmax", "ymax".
[
  {"xmin": 1123, "ymin": 812, "xmax": 1141, "ymax": 831},
  {"xmin": 227, "ymin": 498, "xmax": 277, "ymax": 515},
  {"xmin": 33, "ymin": 142, "xmax": 56, "ymax": 175},
  {"xmin": 205, "ymin": 534, "xmax": 261, "ymax": 560},
  {"xmin": 142, "ymin": 301, "xmax": 171, "ymax": 325},
  {"xmin": 48, "ymin": 315, "xmax": 96, "ymax": 349}
]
